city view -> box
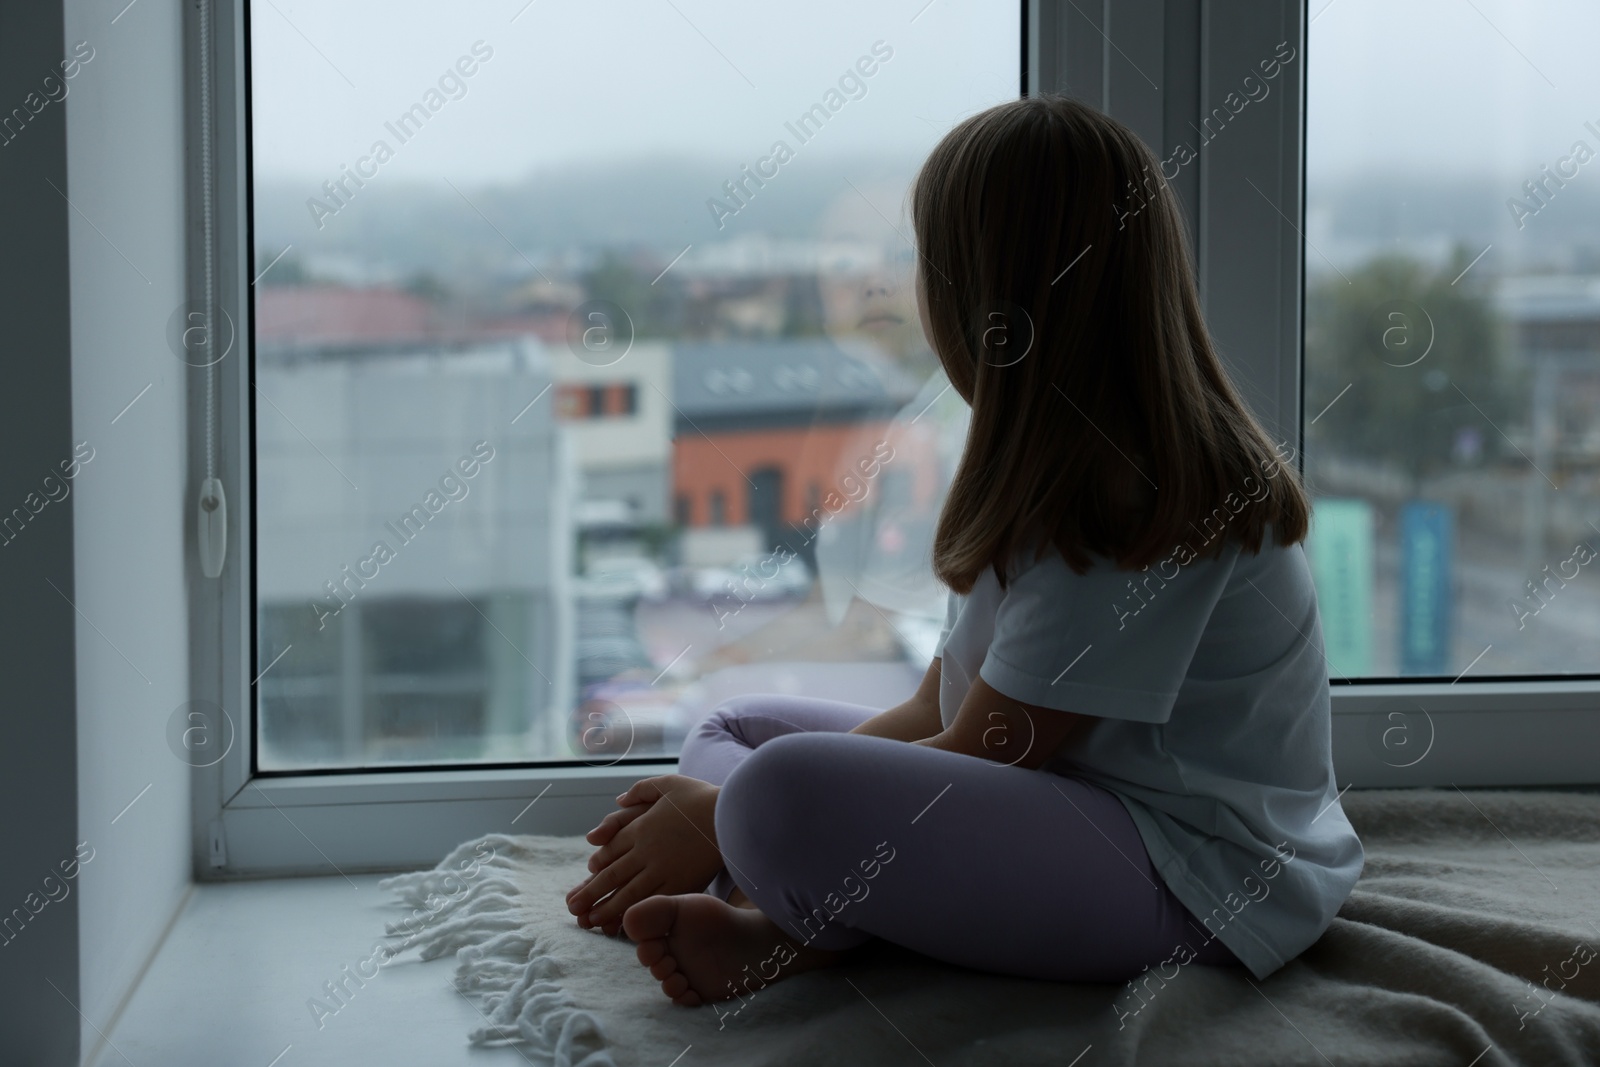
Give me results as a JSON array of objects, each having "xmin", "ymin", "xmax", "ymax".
[{"xmin": 248, "ymin": 0, "xmax": 1600, "ymax": 768}]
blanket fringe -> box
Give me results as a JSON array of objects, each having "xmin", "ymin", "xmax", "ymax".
[{"xmin": 380, "ymin": 834, "xmax": 616, "ymax": 1066}]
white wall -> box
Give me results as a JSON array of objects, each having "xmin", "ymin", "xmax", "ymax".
[
  {"xmin": 64, "ymin": 0, "xmax": 192, "ymax": 1057},
  {"xmin": 255, "ymin": 345, "xmax": 567, "ymax": 600},
  {"xmin": 552, "ymin": 341, "xmax": 672, "ymax": 470}
]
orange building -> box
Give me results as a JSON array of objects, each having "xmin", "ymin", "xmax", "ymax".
[
  {"xmin": 673, "ymin": 421, "xmax": 892, "ymax": 527},
  {"xmin": 669, "ymin": 340, "xmax": 930, "ymax": 557}
]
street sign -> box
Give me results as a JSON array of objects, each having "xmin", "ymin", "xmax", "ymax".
[
  {"xmin": 1308, "ymin": 498, "xmax": 1374, "ymax": 677},
  {"xmin": 1399, "ymin": 501, "xmax": 1454, "ymax": 675}
]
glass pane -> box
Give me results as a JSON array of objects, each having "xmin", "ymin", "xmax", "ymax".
[
  {"xmin": 1306, "ymin": 0, "xmax": 1600, "ymax": 678},
  {"xmin": 250, "ymin": 1, "xmax": 1016, "ymax": 767}
]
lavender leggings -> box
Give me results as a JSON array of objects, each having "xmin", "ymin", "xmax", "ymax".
[{"xmin": 676, "ymin": 694, "xmax": 1241, "ymax": 982}]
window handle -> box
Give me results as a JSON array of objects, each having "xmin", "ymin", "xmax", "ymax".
[{"xmin": 198, "ymin": 476, "xmax": 227, "ymax": 578}]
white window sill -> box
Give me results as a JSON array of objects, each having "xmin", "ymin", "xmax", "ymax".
[{"xmin": 90, "ymin": 874, "xmax": 532, "ymax": 1067}]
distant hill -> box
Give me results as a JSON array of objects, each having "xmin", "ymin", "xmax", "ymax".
[
  {"xmin": 253, "ymin": 158, "xmax": 1600, "ymax": 283},
  {"xmin": 253, "ymin": 152, "xmax": 924, "ymax": 283},
  {"xmin": 1306, "ymin": 172, "xmax": 1600, "ymax": 274}
]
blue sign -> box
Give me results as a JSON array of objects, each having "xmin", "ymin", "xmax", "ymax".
[{"xmin": 1399, "ymin": 501, "xmax": 1454, "ymax": 675}]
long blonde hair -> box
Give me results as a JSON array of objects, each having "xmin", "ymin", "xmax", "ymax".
[{"xmin": 912, "ymin": 94, "xmax": 1310, "ymax": 593}]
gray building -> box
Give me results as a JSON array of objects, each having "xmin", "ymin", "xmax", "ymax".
[{"xmin": 254, "ymin": 338, "xmax": 576, "ymax": 766}]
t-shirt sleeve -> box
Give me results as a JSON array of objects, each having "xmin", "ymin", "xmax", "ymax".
[
  {"xmin": 931, "ymin": 589, "xmax": 959, "ymax": 660},
  {"xmin": 977, "ymin": 549, "xmax": 1235, "ymax": 724}
]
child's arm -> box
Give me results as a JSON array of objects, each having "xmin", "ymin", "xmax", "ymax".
[
  {"xmin": 915, "ymin": 676, "xmax": 1087, "ymax": 770},
  {"xmin": 848, "ymin": 658, "xmax": 944, "ymax": 742}
]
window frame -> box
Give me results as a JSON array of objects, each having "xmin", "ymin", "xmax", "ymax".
[{"xmin": 190, "ymin": 0, "xmax": 1600, "ymax": 881}]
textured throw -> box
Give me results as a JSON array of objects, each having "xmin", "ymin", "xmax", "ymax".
[{"xmin": 380, "ymin": 788, "xmax": 1600, "ymax": 1066}]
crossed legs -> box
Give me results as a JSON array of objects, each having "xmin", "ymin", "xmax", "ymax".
[{"xmin": 613, "ymin": 694, "xmax": 1238, "ymax": 1006}]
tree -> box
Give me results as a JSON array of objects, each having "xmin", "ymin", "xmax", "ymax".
[
  {"xmin": 580, "ymin": 251, "xmax": 684, "ymax": 338},
  {"xmin": 401, "ymin": 270, "xmax": 450, "ymax": 303},
  {"xmin": 257, "ymin": 251, "xmax": 309, "ymax": 287},
  {"xmin": 1303, "ymin": 248, "xmax": 1522, "ymax": 486}
]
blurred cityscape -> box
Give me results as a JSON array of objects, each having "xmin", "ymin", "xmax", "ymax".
[
  {"xmin": 253, "ymin": 227, "xmax": 961, "ymax": 767},
  {"xmin": 252, "ymin": 182, "xmax": 1600, "ymax": 768},
  {"xmin": 248, "ymin": 26, "xmax": 1600, "ymax": 768},
  {"xmin": 1303, "ymin": 175, "xmax": 1600, "ymax": 683}
]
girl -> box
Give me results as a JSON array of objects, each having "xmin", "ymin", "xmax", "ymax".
[{"xmin": 566, "ymin": 94, "xmax": 1364, "ymax": 1008}]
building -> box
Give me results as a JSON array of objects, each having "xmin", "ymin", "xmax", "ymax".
[
  {"xmin": 254, "ymin": 336, "xmax": 576, "ymax": 764},
  {"xmin": 1494, "ymin": 275, "xmax": 1600, "ymax": 576},
  {"xmin": 257, "ymin": 283, "xmax": 674, "ymax": 529},
  {"xmin": 254, "ymin": 284, "xmax": 437, "ymax": 350},
  {"xmin": 1496, "ymin": 275, "xmax": 1600, "ymax": 464},
  {"xmin": 669, "ymin": 337, "xmax": 924, "ymax": 563},
  {"xmin": 550, "ymin": 342, "xmax": 673, "ymax": 526}
]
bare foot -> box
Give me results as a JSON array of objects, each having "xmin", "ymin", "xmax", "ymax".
[
  {"xmin": 568, "ymin": 775, "xmax": 724, "ymax": 935},
  {"xmin": 623, "ymin": 894, "xmax": 843, "ymax": 1007}
]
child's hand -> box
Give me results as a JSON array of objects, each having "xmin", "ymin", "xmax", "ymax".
[
  {"xmin": 583, "ymin": 800, "xmax": 651, "ymax": 851},
  {"xmin": 566, "ymin": 774, "xmax": 723, "ymax": 936}
]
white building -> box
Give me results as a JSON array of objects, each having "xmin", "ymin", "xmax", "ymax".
[{"xmin": 550, "ymin": 340, "xmax": 673, "ymax": 526}]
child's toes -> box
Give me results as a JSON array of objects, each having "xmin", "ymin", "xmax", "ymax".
[
  {"xmin": 635, "ymin": 938, "xmax": 668, "ymax": 967},
  {"xmin": 649, "ymin": 954, "xmax": 678, "ymax": 981},
  {"xmin": 622, "ymin": 895, "xmax": 677, "ymax": 943},
  {"xmin": 661, "ymin": 972, "xmax": 690, "ymax": 1000}
]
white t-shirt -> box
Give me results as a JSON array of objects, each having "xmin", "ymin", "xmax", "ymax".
[{"xmin": 933, "ymin": 538, "xmax": 1364, "ymax": 980}]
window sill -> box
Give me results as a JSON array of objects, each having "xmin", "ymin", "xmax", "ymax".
[{"xmin": 89, "ymin": 873, "xmax": 533, "ymax": 1067}]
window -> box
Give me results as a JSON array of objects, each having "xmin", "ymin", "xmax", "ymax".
[
  {"xmin": 244, "ymin": 0, "xmax": 1020, "ymax": 772},
  {"xmin": 1304, "ymin": 0, "xmax": 1600, "ymax": 680},
  {"xmin": 555, "ymin": 381, "xmax": 638, "ymax": 420},
  {"xmin": 556, "ymin": 383, "xmax": 584, "ymax": 418},
  {"xmin": 195, "ymin": 2, "xmax": 1599, "ymax": 879}
]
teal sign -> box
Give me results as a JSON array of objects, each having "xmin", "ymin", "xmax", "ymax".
[{"xmin": 1307, "ymin": 498, "xmax": 1374, "ymax": 678}]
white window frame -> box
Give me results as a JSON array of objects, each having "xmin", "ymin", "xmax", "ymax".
[{"xmin": 190, "ymin": 0, "xmax": 1600, "ymax": 881}]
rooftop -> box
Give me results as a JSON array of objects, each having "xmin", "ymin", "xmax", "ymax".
[
  {"xmin": 1495, "ymin": 275, "xmax": 1600, "ymax": 323},
  {"xmin": 670, "ymin": 337, "xmax": 922, "ymax": 429},
  {"xmin": 256, "ymin": 285, "xmax": 436, "ymax": 349}
]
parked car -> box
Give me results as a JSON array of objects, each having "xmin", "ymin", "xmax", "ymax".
[
  {"xmin": 689, "ymin": 551, "xmax": 813, "ymax": 602},
  {"xmin": 580, "ymin": 555, "xmax": 669, "ymax": 601},
  {"xmin": 689, "ymin": 564, "xmax": 739, "ymax": 600}
]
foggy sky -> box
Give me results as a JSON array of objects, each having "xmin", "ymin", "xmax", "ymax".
[{"xmin": 252, "ymin": 0, "xmax": 1598, "ymax": 190}]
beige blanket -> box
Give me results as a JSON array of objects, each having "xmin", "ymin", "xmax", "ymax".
[{"xmin": 381, "ymin": 788, "xmax": 1600, "ymax": 1066}]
